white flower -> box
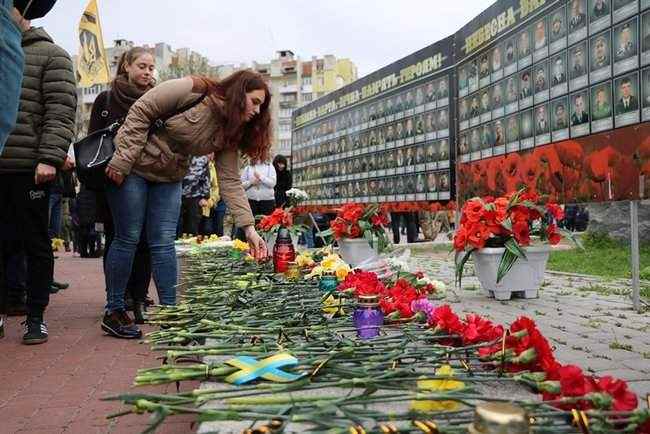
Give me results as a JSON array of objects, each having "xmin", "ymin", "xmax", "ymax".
[{"xmin": 286, "ymin": 188, "xmax": 309, "ymax": 203}]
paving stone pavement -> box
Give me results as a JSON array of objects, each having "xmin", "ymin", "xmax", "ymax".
[
  {"xmin": 410, "ymin": 252, "xmax": 650, "ymax": 400},
  {"xmin": 0, "ymin": 253, "xmax": 198, "ymax": 434}
]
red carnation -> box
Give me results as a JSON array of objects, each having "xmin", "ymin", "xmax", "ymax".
[{"xmin": 512, "ymin": 221, "xmax": 531, "ymax": 246}]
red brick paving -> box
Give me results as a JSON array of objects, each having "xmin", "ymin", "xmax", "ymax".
[{"xmin": 0, "ymin": 253, "xmax": 198, "ymax": 434}]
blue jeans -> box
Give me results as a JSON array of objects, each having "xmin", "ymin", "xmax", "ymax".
[
  {"xmin": 105, "ymin": 174, "xmax": 181, "ymax": 312},
  {"xmin": 48, "ymin": 192, "xmax": 62, "ymax": 239},
  {"xmin": 0, "ymin": 0, "xmax": 23, "ymax": 152}
]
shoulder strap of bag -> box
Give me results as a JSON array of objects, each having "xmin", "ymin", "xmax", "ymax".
[{"xmin": 154, "ymin": 91, "xmax": 209, "ymax": 127}]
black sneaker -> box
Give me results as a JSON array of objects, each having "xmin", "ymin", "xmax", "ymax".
[
  {"xmin": 22, "ymin": 317, "xmax": 48, "ymax": 345},
  {"xmin": 0, "ymin": 315, "xmax": 5, "ymax": 339},
  {"xmin": 101, "ymin": 311, "xmax": 142, "ymax": 339},
  {"xmin": 52, "ymin": 281, "xmax": 69, "ymax": 290}
]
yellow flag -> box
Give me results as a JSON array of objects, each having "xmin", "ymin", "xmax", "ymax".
[{"xmin": 77, "ymin": 0, "xmax": 110, "ymax": 87}]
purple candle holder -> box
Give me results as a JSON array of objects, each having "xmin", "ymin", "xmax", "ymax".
[{"xmin": 353, "ymin": 294, "xmax": 384, "ymax": 340}]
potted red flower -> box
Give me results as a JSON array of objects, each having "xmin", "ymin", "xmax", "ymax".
[
  {"xmin": 322, "ymin": 203, "xmax": 390, "ymax": 267},
  {"xmin": 453, "ymin": 188, "xmax": 578, "ymax": 300},
  {"xmin": 257, "ymin": 208, "xmax": 307, "ymax": 252}
]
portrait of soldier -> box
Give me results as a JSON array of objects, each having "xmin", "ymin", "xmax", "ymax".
[
  {"xmin": 553, "ymin": 101, "xmax": 569, "ymax": 129},
  {"xmin": 551, "ymin": 10, "xmax": 566, "ymax": 41},
  {"xmin": 614, "ymin": 21, "xmax": 637, "ymax": 61},
  {"xmin": 591, "ymin": 33, "xmax": 611, "ymax": 70},
  {"xmin": 438, "ymin": 109, "xmax": 449, "ymax": 128},
  {"xmin": 480, "ymin": 90, "xmax": 490, "ymax": 113},
  {"xmin": 405, "ymin": 118, "xmax": 414, "ymax": 137},
  {"xmin": 520, "ymin": 110, "xmax": 534, "ymax": 137},
  {"xmin": 492, "ymin": 82, "xmax": 504, "ymax": 107},
  {"xmin": 459, "ymin": 134, "xmax": 470, "ymax": 154},
  {"xmin": 534, "ymin": 19, "xmax": 547, "ymax": 49},
  {"xmin": 592, "ymin": 0, "xmax": 610, "ymax": 19},
  {"xmin": 571, "ymin": 92, "xmax": 590, "ymax": 125},
  {"xmin": 437, "ymin": 78, "xmax": 449, "ymax": 98},
  {"xmin": 569, "ymin": 0, "xmax": 587, "ymax": 31},
  {"xmin": 426, "ymin": 172, "xmax": 438, "ymax": 192},
  {"xmin": 470, "ymin": 128, "xmax": 481, "ymax": 150},
  {"xmin": 520, "ymin": 70, "xmax": 532, "ymax": 98},
  {"xmin": 615, "ymin": 75, "xmax": 639, "ymax": 113},
  {"xmin": 480, "ymin": 54, "xmax": 490, "ymax": 77},
  {"xmin": 415, "ymin": 114, "xmax": 425, "ymax": 134},
  {"xmin": 416, "ymin": 145, "xmax": 425, "ymax": 164},
  {"xmin": 425, "ymin": 112, "xmax": 435, "ymax": 132},
  {"xmin": 570, "ymin": 44, "xmax": 587, "ymax": 78},
  {"xmin": 535, "ymin": 64, "xmax": 548, "ymax": 93},
  {"xmin": 493, "ymin": 120, "xmax": 505, "ymax": 146},
  {"xmin": 552, "ymin": 55, "xmax": 567, "ymax": 85},
  {"xmin": 470, "ymin": 95, "xmax": 480, "ymax": 117},
  {"xmin": 506, "ymin": 76, "xmax": 518, "ymax": 102},
  {"xmin": 492, "ymin": 46, "xmax": 502, "ymax": 71},
  {"xmin": 416, "ymin": 174, "xmax": 426, "ymax": 193},
  {"xmin": 438, "ymin": 139, "xmax": 449, "ymax": 159},
  {"xmin": 459, "ymin": 99, "xmax": 469, "ymax": 122},
  {"xmin": 426, "ymin": 142, "xmax": 436, "ymax": 161},
  {"xmin": 505, "ymin": 39, "xmax": 516, "ymax": 64},
  {"xmin": 592, "ymin": 84, "xmax": 612, "ymax": 119},
  {"xmin": 506, "ymin": 115, "xmax": 519, "ymax": 141},
  {"xmin": 425, "ymin": 82, "xmax": 436, "ymax": 103},
  {"xmin": 536, "ymin": 105, "xmax": 549, "ymax": 134},
  {"xmin": 519, "ymin": 29, "xmax": 532, "ymax": 57}
]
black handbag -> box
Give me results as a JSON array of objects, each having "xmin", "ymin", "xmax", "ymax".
[{"xmin": 74, "ymin": 91, "xmax": 207, "ymax": 191}]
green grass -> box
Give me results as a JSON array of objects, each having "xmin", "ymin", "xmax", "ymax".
[{"xmin": 547, "ymin": 232, "xmax": 650, "ymax": 280}]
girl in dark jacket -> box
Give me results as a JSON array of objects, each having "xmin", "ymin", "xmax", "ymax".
[
  {"xmin": 87, "ymin": 47, "xmax": 154, "ymax": 335},
  {"xmin": 273, "ymin": 154, "xmax": 292, "ymax": 208}
]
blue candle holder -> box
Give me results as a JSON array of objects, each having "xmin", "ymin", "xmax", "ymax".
[{"xmin": 318, "ymin": 274, "xmax": 338, "ymax": 294}]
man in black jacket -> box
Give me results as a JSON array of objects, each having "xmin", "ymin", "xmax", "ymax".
[{"xmin": 0, "ymin": 14, "xmax": 76, "ymax": 344}]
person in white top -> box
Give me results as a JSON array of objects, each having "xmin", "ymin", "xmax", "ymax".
[{"xmin": 237, "ymin": 159, "xmax": 277, "ymax": 240}]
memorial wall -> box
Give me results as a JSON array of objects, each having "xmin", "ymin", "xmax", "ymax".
[{"xmin": 293, "ymin": 0, "xmax": 650, "ymax": 207}]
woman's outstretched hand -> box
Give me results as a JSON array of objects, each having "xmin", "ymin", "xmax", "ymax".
[{"xmin": 244, "ymin": 225, "xmax": 268, "ymax": 261}]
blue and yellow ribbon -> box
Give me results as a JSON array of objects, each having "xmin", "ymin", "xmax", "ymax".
[{"xmin": 225, "ymin": 353, "xmax": 304, "ymax": 385}]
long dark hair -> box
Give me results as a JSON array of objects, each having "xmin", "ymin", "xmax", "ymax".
[
  {"xmin": 273, "ymin": 154, "xmax": 288, "ymax": 172},
  {"xmin": 193, "ymin": 70, "xmax": 272, "ymax": 162}
]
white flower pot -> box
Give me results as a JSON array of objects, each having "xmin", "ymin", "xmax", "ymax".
[
  {"xmin": 472, "ymin": 245, "xmax": 551, "ymax": 301},
  {"xmin": 338, "ymin": 238, "xmax": 378, "ymax": 268}
]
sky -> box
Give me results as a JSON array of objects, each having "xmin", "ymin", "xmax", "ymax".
[{"xmin": 34, "ymin": 0, "xmax": 493, "ymax": 78}]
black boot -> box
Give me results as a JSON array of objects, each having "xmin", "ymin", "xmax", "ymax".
[{"xmin": 133, "ymin": 301, "xmax": 146, "ymax": 325}]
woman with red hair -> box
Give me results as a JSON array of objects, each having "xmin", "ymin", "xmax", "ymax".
[{"xmin": 103, "ymin": 70, "xmax": 271, "ymax": 338}]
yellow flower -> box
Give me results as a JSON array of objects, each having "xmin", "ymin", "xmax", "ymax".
[
  {"xmin": 304, "ymin": 265, "xmax": 324, "ymax": 280},
  {"xmin": 232, "ymin": 239, "xmax": 250, "ymax": 252},
  {"xmin": 411, "ymin": 364, "xmax": 465, "ymax": 412},
  {"xmin": 51, "ymin": 238, "xmax": 65, "ymax": 252},
  {"xmin": 322, "ymin": 294, "xmax": 345, "ymax": 316},
  {"xmin": 321, "ymin": 254, "xmax": 341, "ymax": 271},
  {"xmin": 296, "ymin": 252, "xmax": 315, "ymax": 268},
  {"xmin": 335, "ymin": 264, "xmax": 351, "ymax": 281}
]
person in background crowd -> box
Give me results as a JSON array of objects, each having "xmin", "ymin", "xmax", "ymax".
[
  {"xmin": 238, "ymin": 157, "xmax": 276, "ymax": 239},
  {"xmin": 390, "ymin": 212, "xmax": 418, "ymax": 244},
  {"xmin": 104, "ymin": 70, "xmax": 271, "ymax": 338},
  {"xmin": 74, "ymin": 183, "xmax": 98, "ymax": 258},
  {"xmin": 273, "ymin": 154, "xmax": 292, "ymax": 208},
  {"xmin": 180, "ymin": 155, "xmax": 211, "ymax": 236},
  {"xmin": 0, "ymin": 1, "xmax": 58, "ymax": 150},
  {"xmin": 0, "ymin": 11, "xmax": 76, "ymax": 343},
  {"xmin": 200, "ymin": 156, "xmax": 223, "ymax": 236},
  {"xmin": 88, "ymin": 47, "xmax": 155, "ymax": 332}
]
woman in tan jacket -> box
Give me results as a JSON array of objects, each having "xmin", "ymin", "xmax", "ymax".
[{"xmin": 103, "ymin": 70, "xmax": 270, "ymax": 338}]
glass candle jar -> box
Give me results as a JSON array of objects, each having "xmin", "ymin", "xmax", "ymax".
[
  {"xmin": 353, "ymin": 294, "xmax": 384, "ymax": 340},
  {"xmin": 273, "ymin": 228, "xmax": 295, "ymax": 273},
  {"xmin": 318, "ymin": 274, "xmax": 338, "ymax": 293}
]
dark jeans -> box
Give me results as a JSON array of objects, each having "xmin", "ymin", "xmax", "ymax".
[
  {"xmin": 4, "ymin": 240, "xmax": 27, "ymax": 304},
  {"xmin": 0, "ymin": 174, "xmax": 52, "ymax": 318},
  {"xmin": 208, "ymin": 200, "xmax": 226, "ymax": 237},
  {"xmin": 180, "ymin": 197, "xmax": 202, "ymax": 236},
  {"xmin": 48, "ymin": 191, "xmax": 62, "ymax": 239},
  {"xmin": 236, "ymin": 199, "xmax": 275, "ymax": 241},
  {"xmin": 0, "ymin": 0, "xmax": 24, "ymax": 151},
  {"xmin": 105, "ymin": 174, "xmax": 180, "ymax": 311},
  {"xmin": 390, "ymin": 212, "xmax": 418, "ymax": 244}
]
